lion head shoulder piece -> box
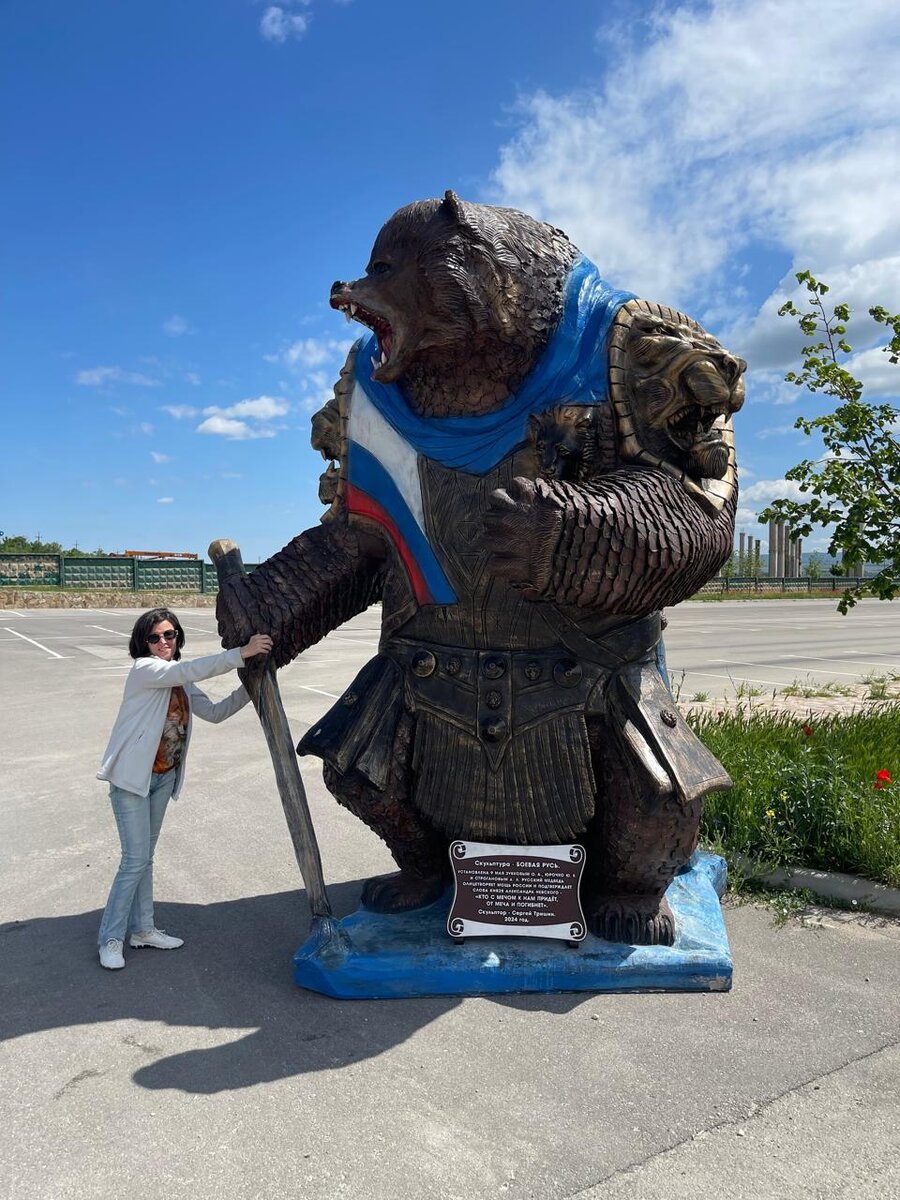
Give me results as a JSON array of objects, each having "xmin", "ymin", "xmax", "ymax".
[{"xmin": 607, "ymin": 299, "xmax": 746, "ymax": 515}]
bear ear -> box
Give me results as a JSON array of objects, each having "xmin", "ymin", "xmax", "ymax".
[{"xmin": 441, "ymin": 189, "xmax": 466, "ymax": 224}]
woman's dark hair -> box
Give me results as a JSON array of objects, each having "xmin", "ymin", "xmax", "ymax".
[{"xmin": 128, "ymin": 608, "xmax": 186, "ymax": 660}]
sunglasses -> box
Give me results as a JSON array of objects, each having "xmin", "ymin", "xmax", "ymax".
[{"xmin": 147, "ymin": 630, "xmax": 178, "ymax": 644}]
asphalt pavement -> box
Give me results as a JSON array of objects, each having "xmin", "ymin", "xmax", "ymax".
[{"xmin": 1, "ymin": 601, "xmax": 898, "ymax": 1199}]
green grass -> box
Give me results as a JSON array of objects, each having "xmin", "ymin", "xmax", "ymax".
[
  {"xmin": 781, "ymin": 678, "xmax": 858, "ymax": 698},
  {"xmin": 688, "ymin": 592, "xmax": 848, "ymax": 602},
  {"xmin": 690, "ymin": 706, "xmax": 900, "ymax": 888}
]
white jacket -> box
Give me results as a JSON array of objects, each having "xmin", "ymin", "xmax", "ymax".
[{"xmin": 97, "ymin": 648, "xmax": 251, "ymax": 798}]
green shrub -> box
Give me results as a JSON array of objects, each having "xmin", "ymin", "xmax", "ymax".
[{"xmin": 690, "ymin": 706, "xmax": 900, "ymax": 887}]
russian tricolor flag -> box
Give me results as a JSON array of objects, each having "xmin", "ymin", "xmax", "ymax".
[{"xmin": 346, "ymin": 383, "xmax": 458, "ymax": 606}]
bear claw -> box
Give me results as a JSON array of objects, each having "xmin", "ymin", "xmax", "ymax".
[
  {"xmin": 587, "ymin": 895, "xmax": 676, "ymax": 946},
  {"xmin": 361, "ymin": 870, "xmax": 447, "ymax": 914}
]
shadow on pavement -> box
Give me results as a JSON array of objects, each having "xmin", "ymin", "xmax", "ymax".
[{"xmin": 0, "ymin": 883, "xmax": 474, "ymax": 1093}]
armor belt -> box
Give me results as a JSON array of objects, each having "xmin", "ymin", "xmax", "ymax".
[
  {"xmin": 384, "ymin": 639, "xmax": 609, "ymax": 769},
  {"xmin": 299, "ymin": 613, "xmax": 728, "ymax": 845}
]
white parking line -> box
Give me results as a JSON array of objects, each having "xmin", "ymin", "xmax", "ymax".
[
  {"xmin": 0, "ymin": 634, "xmax": 111, "ymax": 642},
  {"xmin": 716, "ymin": 657, "xmax": 864, "ymax": 680},
  {"xmin": 298, "ymin": 685, "xmax": 341, "ymax": 700},
  {"xmin": 778, "ymin": 653, "xmax": 900, "ymax": 674},
  {"xmin": 0, "ymin": 610, "xmax": 27, "ymax": 618},
  {"xmin": 710, "ymin": 656, "xmax": 882, "ymax": 681},
  {"xmin": 3, "ymin": 628, "xmax": 72, "ymax": 659},
  {"xmin": 88, "ymin": 625, "xmax": 128, "ymax": 636},
  {"xmin": 681, "ymin": 670, "xmax": 786, "ymax": 688}
]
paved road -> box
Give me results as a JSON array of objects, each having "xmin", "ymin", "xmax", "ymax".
[
  {"xmin": 1, "ymin": 601, "xmax": 898, "ymax": 1199},
  {"xmin": 2, "ymin": 598, "xmax": 898, "ymax": 704},
  {"xmin": 665, "ymin": 598, "xmax": 900, "ymax": 700}
]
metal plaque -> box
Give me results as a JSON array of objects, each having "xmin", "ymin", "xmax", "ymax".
[{"xmin": 447, "ymin": 841, "xmax": 586, "ymax": 941}]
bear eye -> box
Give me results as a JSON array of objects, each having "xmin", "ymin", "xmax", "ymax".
[{"xmin": 369, "ymin": 261, "xmax": 391, "ymax": 276}]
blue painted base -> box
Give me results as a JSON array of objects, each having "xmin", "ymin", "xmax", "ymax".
[{"xmin": 293, "ymin": 850, "xmax": 732, "ymax": 999}]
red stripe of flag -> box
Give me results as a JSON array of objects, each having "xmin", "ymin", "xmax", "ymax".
[{"xmin": 345, "ymin": 483, "xmax": 433, "ymax": 606}]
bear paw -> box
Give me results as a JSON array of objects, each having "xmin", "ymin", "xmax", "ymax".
[
  {"xmin": 586, "ymin": 895, "xmax": 676, "ymax": 946},
  {"xmin": 360, "ymin": 870, "xmax": 447, "ymax": 914}
]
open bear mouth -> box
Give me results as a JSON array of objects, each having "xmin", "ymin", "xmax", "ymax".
[
  {"xmin": 330, "ymin": 297, "xmax": 394, "ymax": 371},
  {"xmin": 666, "ymin": 403, "xmax": 729, "ymax": 451}
]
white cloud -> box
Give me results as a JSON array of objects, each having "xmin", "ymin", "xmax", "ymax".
[
  {"xmin": 203, "ymin": 395, "xmax": 289, "ymax": 421},
  {"xmin": 77, "ymin": 365, "xmax": 160, "ymax": 387},
  {"xmin": 260, "ymin": 5, "xmax": 309, "ymax": 43},
  {"xmin": 150, "ymin": 452, "xmax": 172, "ymax": 464},
  {"xmin": 846, "ymin": 345, "xmax": 900, "ymax": 397},
  {"xmin": 741, "ymin": 478, "xmax": 808, "ymax": 503},
  {"xmin": 196, "ymin": 416, "xmax": 277, "ymax": 440},
  {"xmin": 163, "ymin": 315, "xmax": 190, "ymax": 337},
  {"xmin": 267, "ymin": 336, "xmax": 354, "ymax": 373},
  {"xmin": 162, "ymin": 405, "xmax": 199, "ymax": 419},
  {"xmin": 735, "ymin": 508, "xmax": 765, "ymax": 529},
  {"xmin": 157, "ymin": 497, "xmax": 175, "ymax": 504},
  {"xmin": 755, "ymin": 423, "xmax": 796, "ymax": 441},
  {"xmin": 184, "ymin": 372, "xmax": 201, "ymax": 386},
  {"xmin": 727, "ymin": 256, "xmax": 900, "ymax": 372},
  {"xmin": 489, "ymin": 0, "xmax": 900, "ymax": 344},
  {"xmin": 139, "ymin": 422, "xmax": 154, "ymax": 435}
]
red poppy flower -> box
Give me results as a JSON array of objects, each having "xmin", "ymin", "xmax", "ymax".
[
  {"xmin": 874, "ymin": 769, "xmax": 892, "ymax": 789},
  {"xmin": 801, "ymin": 722, "xmax": 813, "ymax": 737}
]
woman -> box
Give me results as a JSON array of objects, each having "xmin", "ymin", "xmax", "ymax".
[{"xmin": 96, "ymin": 608, "xmax": 272, "ymax": 970}]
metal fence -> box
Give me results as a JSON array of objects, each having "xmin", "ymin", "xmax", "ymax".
[
  {"xmin": 695, "ymin": 575, "xmax": 875, "ymax": 594},
  {"xmin": 0, "ymin": 554, "xmax": 258, "ymax": 591},
  {"xmin": 0, "ymin": 555, "xmax": 886, "ymax": 595}
]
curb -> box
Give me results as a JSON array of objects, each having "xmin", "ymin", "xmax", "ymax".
[{"xmin": 732, "ymin": 855, "xmax": 900, "ymax": 916}]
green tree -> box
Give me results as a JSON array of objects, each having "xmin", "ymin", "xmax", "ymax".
[
  {"xmin": 0, "ymin": 534, "xmax": 107, "ymax": 556},
  {"xmin": 760, "ymin": 270, "xmax": 900, "ymax": 613},
  {"xmin": 806, "ymin": 551, "xmax": 825, "ymax": 580}
]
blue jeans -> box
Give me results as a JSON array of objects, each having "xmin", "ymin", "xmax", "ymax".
[{"xmin": 98, "ymin": 769, "xmax": 178, "ymax": 945}]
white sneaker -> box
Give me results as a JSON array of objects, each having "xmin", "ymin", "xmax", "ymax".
[
  {"xmin": 99, "ymin": 938, "xmax": 125, "ymax": 969},
  {"xmin": 129, "ymin": 927, "xmax": 184, "ymax": 950}
]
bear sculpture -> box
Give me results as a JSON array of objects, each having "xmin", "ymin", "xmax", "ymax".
[{"xmin": 217, "ymin": 191, "xmax": 745, "ymax": 946}]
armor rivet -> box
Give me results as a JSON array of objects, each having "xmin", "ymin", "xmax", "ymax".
[
  {"xmin": 343, "ymin": 691, "xmax": 358, "ymax": 707},
  {"xmin": 486, "ymin": 689, "xmax": 502, "ymax": 710},
  {"xmin": 412, "ymin": 650, "xmax": 436, "ymax": 678},
  {"xmin": 524, "ymin": 661, "xmax": 541, "ymax": 681},
  {"xmin": 553, "ymin": 659, "xmax": 583, "ymax": 687},
  {"xmin": 660, "ymin": 708, "xmax": 678, "ymax": 727},
  {"xmin": 480, "ymin": 716, "xmax": 508, "ymax": 742},
  {"xmin": 483, "ymin": 657, "xmax": 506, "ymax": 680},
  {"xmin": 445, "ymin": 656, "xmax": 461, "ymax": 676}
]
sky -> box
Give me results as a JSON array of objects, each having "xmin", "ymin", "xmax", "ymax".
[{"xmin": 3, "ymin": 0, "xmax": 899, "ymax": 562}]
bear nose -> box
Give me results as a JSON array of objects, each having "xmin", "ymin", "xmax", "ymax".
[{"xmin": 330, "ymin": 280, "xmax": 346, "ymax": 296}]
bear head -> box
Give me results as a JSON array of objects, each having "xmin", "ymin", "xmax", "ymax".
[{"xmin": 330, "ymin": 191, "xmax": 579, "ymax": 415}]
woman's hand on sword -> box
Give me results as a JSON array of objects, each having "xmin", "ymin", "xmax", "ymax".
[{"xmin": 240, "ymin": 633, "xmax": 274, "ymax": 660}]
